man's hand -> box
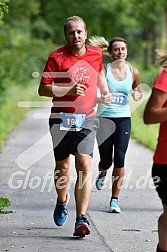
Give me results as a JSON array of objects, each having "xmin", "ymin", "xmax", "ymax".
[{"xmin": 67, "ymin": 81, "xmax": 87, "ymax": 96}]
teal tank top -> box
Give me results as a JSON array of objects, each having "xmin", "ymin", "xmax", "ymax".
[{"xmin": 97, "ymin": 63, "xmax": 133, "ymax": 118}]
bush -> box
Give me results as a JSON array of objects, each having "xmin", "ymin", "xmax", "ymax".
[
  {"xmin": 0, "ymin": 197, "xmax": 12, "ymax": 214},
  {"xmin": 0, "ymin": 26, "xmax": 55, "ymax": 94}
]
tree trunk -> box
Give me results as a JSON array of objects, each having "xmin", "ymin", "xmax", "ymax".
[
  {"xmin": 151, "ymin": 27, "xmax": 156, "ymax": 64},
  {"xmin": 162, "ymin": 3, "xmax": 167, "ymax": 49}
]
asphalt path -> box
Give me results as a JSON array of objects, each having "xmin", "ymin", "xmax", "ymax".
[{"xmin": 0, "ymin": 108, "xmax": 162, "ymax": 252}]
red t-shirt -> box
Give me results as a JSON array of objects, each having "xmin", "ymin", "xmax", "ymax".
[
  {"xmin": 41, "ymin": 44, "xmax": 103, "ymax": 116},
  {"xmin": 153, "ymin": 68, "xmax": 167, "ymax": 164}
]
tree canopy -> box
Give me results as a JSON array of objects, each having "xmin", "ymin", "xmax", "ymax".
[
  {"xmin": 0, "ymin": 0, "xmax": 8, "ymax": 20},
  {"xmin": 0, "ymin": 0, "xmax": 166, "ymax": 95}
]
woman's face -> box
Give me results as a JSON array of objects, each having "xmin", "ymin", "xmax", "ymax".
[{"xmin": 110, "ymin": 41, "xmax": 127, "ymax": 61}]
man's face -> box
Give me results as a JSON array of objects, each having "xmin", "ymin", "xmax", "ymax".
[{"xmin": 65, "ymin": 21, "xmax": 87, "ymax": 51}]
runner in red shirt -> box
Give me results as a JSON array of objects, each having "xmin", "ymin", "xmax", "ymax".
[
  {"xmin": 38, "ymin": 16, "xmax": 111, "ymax": 237},
  {"xmin": 144, "ymin": 50, "xmax": 167, "ymax": 252}
]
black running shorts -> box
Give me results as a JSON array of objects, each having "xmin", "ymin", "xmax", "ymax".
[
  {"xmin": 49, "ymin": 116, "xmax": 99, "ymax": 161},
  {"xmin": 152, "ymin": 163, "xmax": 167, "ymax": 205}
]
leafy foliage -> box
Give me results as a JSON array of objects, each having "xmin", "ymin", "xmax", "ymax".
[
  {"xmin": 0, "ymin": 197, "xmax": 12, "ymax": 214},
  {"xmin": 0, "ymin": 0, "xmax": 166, "ymax": 147},
  {"xmin": 0, "ymin": 0, "xmax": 9, "ymax": 18}
]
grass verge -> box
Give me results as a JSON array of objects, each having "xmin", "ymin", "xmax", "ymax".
[
  {"xmin": 131, "ymin": 102, "xmax": 159, "ymax": 151},
  {"xmin": 0, "ymin": 79, "xmax": 49, "ymax": 148}
]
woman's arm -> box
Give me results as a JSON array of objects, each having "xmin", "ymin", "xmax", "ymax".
[
  {"xmin": 131, "ymin": 67, "xmax": 143, "ymax": 101},
  {"xmin": 97, "ymin": 69, "xmax": 111, "ymax": 103},
  {"xmin": 143, "ymin": 88, "xmax": 167, "ymax": 124}
]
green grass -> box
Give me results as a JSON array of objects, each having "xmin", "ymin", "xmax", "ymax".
[
  {"xmin": 131, "ymin": 102, "xmax": 159, "ymax": 151},
  {"xmin": 129, "ymin": 62, "xmax": 160, "ymax": 151},
  {"xmin": 0, "ymin": 79, "xmax": 49, "ymax": 148},
  {"xmin": 0, "ymin": 197, "xmax": 13, "ymax": 214}
]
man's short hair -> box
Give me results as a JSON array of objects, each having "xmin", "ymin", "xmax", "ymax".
[{"xmin": 64, "ymin": 16, "xmax": 86, "ymax": 36}]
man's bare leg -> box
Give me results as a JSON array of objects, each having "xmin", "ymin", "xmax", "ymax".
[
  {"xmin": 54, "ymin": 156, "xmax": 70, "ymax": 202},
  {"xmin": 74, "ymin": 152, "xmax": 92, "ymax": 216}
]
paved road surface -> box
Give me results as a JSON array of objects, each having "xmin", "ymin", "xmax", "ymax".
[{"xmin": 0, "ymin": 108, "xmax": 162, "ymax": 252}]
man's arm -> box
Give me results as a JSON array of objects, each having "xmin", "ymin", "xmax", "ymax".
[{"xmin": 38, "ymin": 79, "xmax": 87, "ymax": 98}]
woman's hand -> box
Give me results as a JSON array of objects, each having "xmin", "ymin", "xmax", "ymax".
[
  {"xmin": 131, "ymin": 88, "xmax": 143, "ymax": 101},
  {"xmin": 101, "ymin": 92, "xmax": 112, "ymax": 104}
]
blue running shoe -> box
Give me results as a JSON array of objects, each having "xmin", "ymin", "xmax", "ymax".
[
  {"xmin": 73, "ymin": 214, "xmax": 90, "ymax": 237},
  {"xmin": 108, "ymin": 198, "xmax": 121, "ymax": 213},
  {"xmin": 95, "ymin": 170, "xmax": 107, "ymax": 190},
  {"xmin": 53, "ymin": 191, "xmax": 70, "ymax": 226},
  {"xmin": 96, "ymin": 175, "xmax": 105, "ymax": 190}
]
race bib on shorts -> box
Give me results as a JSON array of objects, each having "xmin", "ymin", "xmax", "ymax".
[
  {"xmin": 111, "ymin": 93, "xmax": 128, "ymax": 106},
  {"xmin": 60, "ymin": 113, "xmax": 85, "ymax": 131}
]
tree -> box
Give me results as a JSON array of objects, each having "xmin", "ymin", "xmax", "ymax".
[
  {"xmin": 0, "ymin": 0, "xmax": 8, "ymax": 20},
  {"xmin": 162, "ymin": 2, "xmax": 167, "ymax": 49},
  {"xmin": 130, "ymin": 0, "xmax": 166, "ymax": 67}
]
